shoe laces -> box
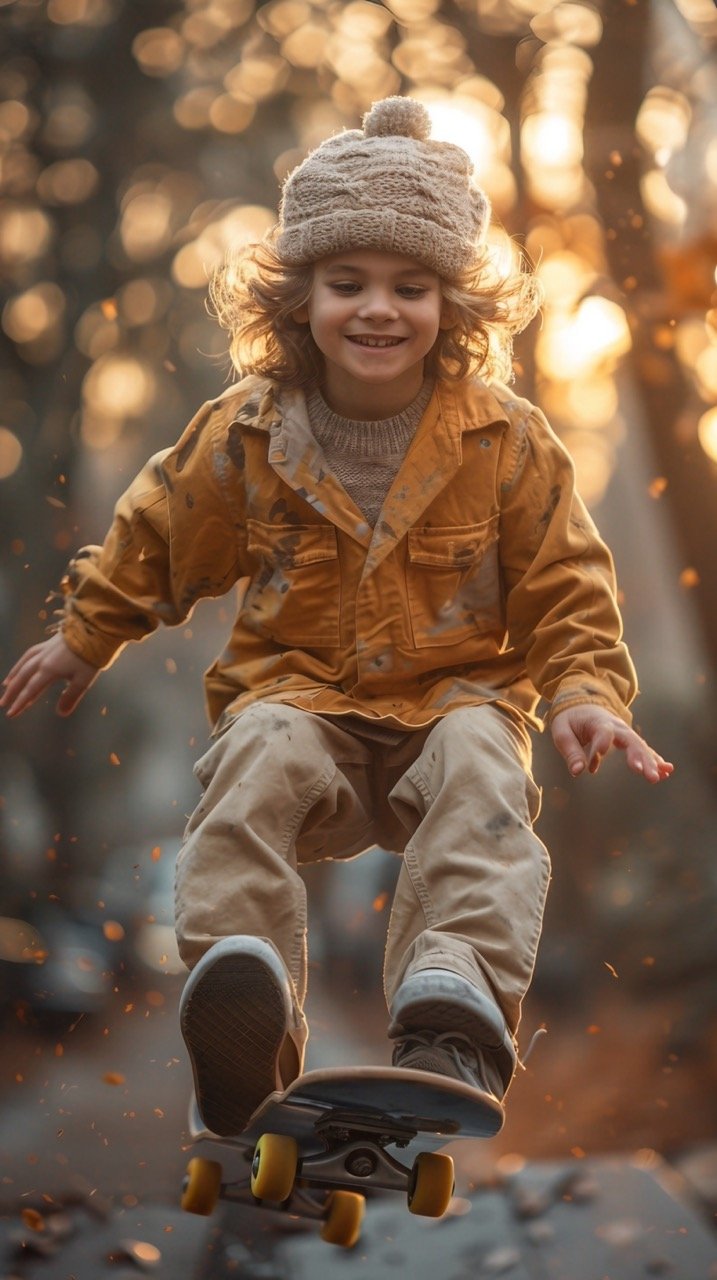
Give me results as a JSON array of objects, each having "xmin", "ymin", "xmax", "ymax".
[{"xmin": 393, "ymin": 1029, "xmax": 500, "ymax": 1092}]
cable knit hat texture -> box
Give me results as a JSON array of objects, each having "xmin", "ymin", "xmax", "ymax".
[{"xmin": 276, "ymin": 97, "xmax": 491, "ymax": 281}]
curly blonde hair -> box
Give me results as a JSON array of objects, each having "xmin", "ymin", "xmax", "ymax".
[{"xmin": 209, "ymin": 227, "xmax": 542, "ymax": 388}]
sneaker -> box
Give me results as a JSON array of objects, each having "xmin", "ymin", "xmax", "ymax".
[
  {"xmin": 392, "ymin": 1029, "xmax": 504, "ymax": 1099},
  {"xmin": 179, "ymin": 936, "xmax": 307, "ymax": 1137},
  {"xmin": 388, "ymin": 968, "xmax": 516, "ymax": 1099}
]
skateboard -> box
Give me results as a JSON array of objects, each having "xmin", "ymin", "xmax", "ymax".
[{"xmin": 180, "ymin": 1065, "xmax": 504, "ymax": 1248}]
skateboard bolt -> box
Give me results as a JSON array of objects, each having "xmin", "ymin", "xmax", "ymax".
[{"xmin": 346, "ymin": 1150, "xmax": 376, "ymax": 1178}]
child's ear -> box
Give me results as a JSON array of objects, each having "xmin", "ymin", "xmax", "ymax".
[{"xmin": 291, "ymin": 304, "xmax": 309, "ymax": 324}]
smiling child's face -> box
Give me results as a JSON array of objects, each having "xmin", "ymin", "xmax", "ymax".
[{"xmin": 298, "ymin": 249, "xmax": 449, "ymax": 419}]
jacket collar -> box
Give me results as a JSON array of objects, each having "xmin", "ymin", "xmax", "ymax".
[{"xmin": 230, "ymin": 376, "xmax": 510, "ymax": 570}]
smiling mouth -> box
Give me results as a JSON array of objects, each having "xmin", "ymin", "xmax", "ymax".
[{"xmin": 346, "ymin": 335, "xmax": 406, "ymax": 348}]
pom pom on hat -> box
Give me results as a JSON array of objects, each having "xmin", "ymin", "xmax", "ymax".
[
  {"xmin": 276, "ymin": 96, "xmax": 491, "ymax": 280},
  {"xmin": 363, "ymin": 96, "xmax": 432, "ymax": 142}
]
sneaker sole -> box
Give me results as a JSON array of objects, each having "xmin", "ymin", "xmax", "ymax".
[{"xmin": 181, "ymin": 949, "xmax": 289, "ymax": 1137}]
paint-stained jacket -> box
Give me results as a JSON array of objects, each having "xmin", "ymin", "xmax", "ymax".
[{"xmin": 59, "ymin": 374, "xmax": 637, "ymax": 734}]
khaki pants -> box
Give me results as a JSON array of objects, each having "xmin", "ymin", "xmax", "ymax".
[{"xmin": 174, "ymin": 702, "xmax": 550, "ymax": 1037}]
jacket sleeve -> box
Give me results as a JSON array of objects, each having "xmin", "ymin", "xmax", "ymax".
[
  {"xmin": 60, "ymin": 399, "xmax": 244, "ymax": 669},
  {"xmin": 498, "ymin": 401, "xmax": 638, "ymax": 725}
]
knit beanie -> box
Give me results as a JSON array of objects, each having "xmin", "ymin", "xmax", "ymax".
[{"xmin": 276, "ymin": 97, "xmax": 491, "ymax": 281}]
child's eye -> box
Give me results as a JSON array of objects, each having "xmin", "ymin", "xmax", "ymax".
[
  {"xmin": 330, "ymin": 281, "xmax": 361, "ymax": 294},
  {"xmin": 397, "ymin": 286, "xmax": 428, "ymax": 299}
]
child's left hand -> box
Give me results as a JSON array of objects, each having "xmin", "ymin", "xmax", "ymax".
[{"xmin": 550, "ymin": 706, "xmax": 674, "ymax": 783}]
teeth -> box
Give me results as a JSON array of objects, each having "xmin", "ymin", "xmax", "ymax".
[{"xmin": 350, "ymin": 336, "xmax": 403, "ymax": 347}]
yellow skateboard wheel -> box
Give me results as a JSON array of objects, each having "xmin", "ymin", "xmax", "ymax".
[
  {"xmin": 320, "ymin": 1190, "xmax": 365, "ymax": 1248},
  {"xmin": 250, "ymin": 1132, "xmax": 299, "ymax": 1202},
  {"xmin": 181, "ymin": 1157, "xmax": 222, "ymax": 1215},
  {"xmin": 407, "ymin": 1150, "xmax": 455, "ymax": 1217}
]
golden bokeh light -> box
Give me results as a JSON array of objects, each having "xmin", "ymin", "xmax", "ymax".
[
  {"xmin": 671, "ymin": 0, "xmax": 717, "ymax": 40},
  {"xmin": 636, "ymin": 87, "xmax": 691, "ymax": 158},
  {"xmin": 522, "ymin": 111, "xmax": 584, "ymax": 169},
  {"xmin": 281, "ymin": 22, "xmax": 330, "ymax": 69},
  {"xmin": 392, "ymin": 23, "xmax": 471, "ymax": 86},
  {"xmin": 117, "ymin": 277, "xmax": 173, "ymax": 328},
  {"xmin": 257, "ymin": 1, "xmax": 311, "ymax": 40},
  {"xmin": 536, "ymin": 297, "xmax": 632, "ymax": 381},
  {"xmin": 173, "ymin": 86, "xmax": 217, "ymax": 130},
  {"xmin": 47, "ymin": 0, "xmax": 115, "ymax": 25},
  {"xmin": 537, "ymin": 250, "xmax": 597, "ymax": 308},
  {"xmin": 420, "ymin": 92, "xmax": 508, "ymax": 177},
  {"xmin": 529, "ymin": 165, "xmax": 587, "ymax": 210},
  {"xmin": 0, "ymin": 427, "xmax": 23, "ymax": 480},
  {"xmin": 0, "ymin": 98, "xmax": 32, "ymax": 142},
  {"xmin": 208, "ymin": 94, "xmax": 256, "ymax": 134},
  {"xmin": 2, "ymin": 282, "xmax": 65, "ymax": 344},
  {"xmin": 36, "ymin": 157, "xmax": 99, "ymax": 205},
  {"xmin": 172, "ymin": 204, "xmax": 274, "ymax": 289},
  {"xmin": 640, "ymin": 169, "xmax": 688, "ymax": 228},
  {"xmin": 384, "ymin": 0, "xmax": 440, "ymax": 22},
  {"xmin": 674, "ymin": 317, "xmax": 712, "ymax": 369},
  {"xmin": 0, "ymin": 205, "xmax": 54, "ymax": 268},
  {"xmin": 530, "ymin": 3, "xmax": 603, "ymax": 48},
  {"xmin": 182, "ymin": 8, "xmax": 234, "ymax": 50},
  {"xmin": 74, "ymin": 302, "xmax": 121, "ymax": 359},
  {"xmin": 697, "ymin": 406, "xmax": 717, "ymax": 462},
  {"xmin": 541, "ymin": 374, "xmax": 619, "ymax": 431},
  {"xmin": 562, "ymin": 432, "xmax": 615, "ymax": 507},
  {"xmin": 82, "ymin": 353, "xmax": 157, "ymax": 421},
  {"xmin": 694, "ymin": 344, "xmax": 717, "ymax": 400},
  {"xmin": 120, "ymin": 192, "xmax": 174, "ymax": 261},
  {"xmin": 336, "ymin": 1, "xmax": 394, "ymax": 40},
  {"xmin": 224, "ymin": 55, "xmax": 290, "ymax": 102},
  {"xmin": 132, "ymin": 27, "xmax": 187, "ymax": 78}
]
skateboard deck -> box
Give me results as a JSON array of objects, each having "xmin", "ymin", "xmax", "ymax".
[{"xmin": 181, "ymin": 1065, "xmax": 504, "ymax": 1247}]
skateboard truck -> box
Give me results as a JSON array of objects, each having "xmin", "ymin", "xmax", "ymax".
[{"xmin": 181, "ymin": 1065, "xmax": 502, "ymax": 1248}]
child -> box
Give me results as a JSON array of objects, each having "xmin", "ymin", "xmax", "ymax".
[{"xmin": 2, "ymin": 97, "xmax": 672, "ymax": 1138}]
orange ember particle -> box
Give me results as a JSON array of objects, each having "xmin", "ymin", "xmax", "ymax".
[
  {"xmin": 151, "ymin": 846, "xmax": 162, "ymax": 862},
  {"xmin": 100, "ymin": 298, "xmax": 118, "ymax": 319},
  {"xmin": 103, "ymin": 920, "xmax": 125, "ymax": 942},
  {"xmin": 586, "ymin": 1025, "xmax": 601, "ymax": 1035},
  {"xmin": 102, "ymin": 1071, "xmax": 126, "ymax": 1086},
  {"xmin": 603, "ymin": 961, "xmax": 619, "ymax": 979},
  {"xmin": 21, "ymin": 1208, "xmax": 45, "ymax": 1232},
  {"xmin": 648, "ymin": 477, "xmax": 668, "ymax": 498},
  {"xmin": 109, "ymin": 752, "xmax": 121, "ymax": 766},
  {"xmin": 372, "ymin": 892, "xmax": 389, "ymax": 912},
  {"xmin": 679, "ymin": 568, "xmax": 700, "ymax": 589},
  {"xmin": 570, "ymin": 1146, "xmax": 586, "ymax": 1159}
]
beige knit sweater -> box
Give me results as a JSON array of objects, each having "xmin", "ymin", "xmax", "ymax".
[{"xmin": 306, "ymin": 380, "xmax": 434, "ymax": 528}]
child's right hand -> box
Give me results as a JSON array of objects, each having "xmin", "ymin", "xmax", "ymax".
[{"xmin": 1, "ymin": 632, "xmax": 99, "ymax": 719}]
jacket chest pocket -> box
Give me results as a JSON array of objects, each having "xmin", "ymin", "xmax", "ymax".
[
  {"xmin": 244, "ymin": 519, "xmax": 341, "ymax": 647},
  {"xmin": 406, "ymin": 516, "xmax": 502, "ymax": 648}
]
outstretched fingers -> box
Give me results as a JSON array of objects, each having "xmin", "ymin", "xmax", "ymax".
[
  {"xmin": 550, "ymin": 707, "xmax": 674, "ymax": 784},
  {"xmin": 0, "ymin": 649, "xmax": 48, "ymax": 718},
  {"xmin": 613, "ymin": 725, "xmax": 674, "ymax": 783},
  {"xmin": 1, "ymin": 634, "xmax": 98, "ymax": 719}
]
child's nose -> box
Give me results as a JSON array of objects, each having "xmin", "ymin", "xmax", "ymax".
[{"xmin": 357, "ymin": 289, "xmax": 399, "ymax": 320}]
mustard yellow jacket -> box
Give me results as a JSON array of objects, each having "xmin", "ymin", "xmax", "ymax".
[{"xmin": 60, "ymin": 375, "xmax": 637, "ymax": 734}]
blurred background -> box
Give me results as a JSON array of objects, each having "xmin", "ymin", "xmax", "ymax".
[{"xmin": 0, "ymin": 0, "xmax": 716, "ymax": 1242}]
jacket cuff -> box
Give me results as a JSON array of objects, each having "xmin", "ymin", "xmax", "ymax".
[
  {"xmin": 61, "ymin": 613, "xmax": 125, "ymax": 671},
  {"xmin": 546, "ymin": 680, "xmax": 633, "ymax": 728}
]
